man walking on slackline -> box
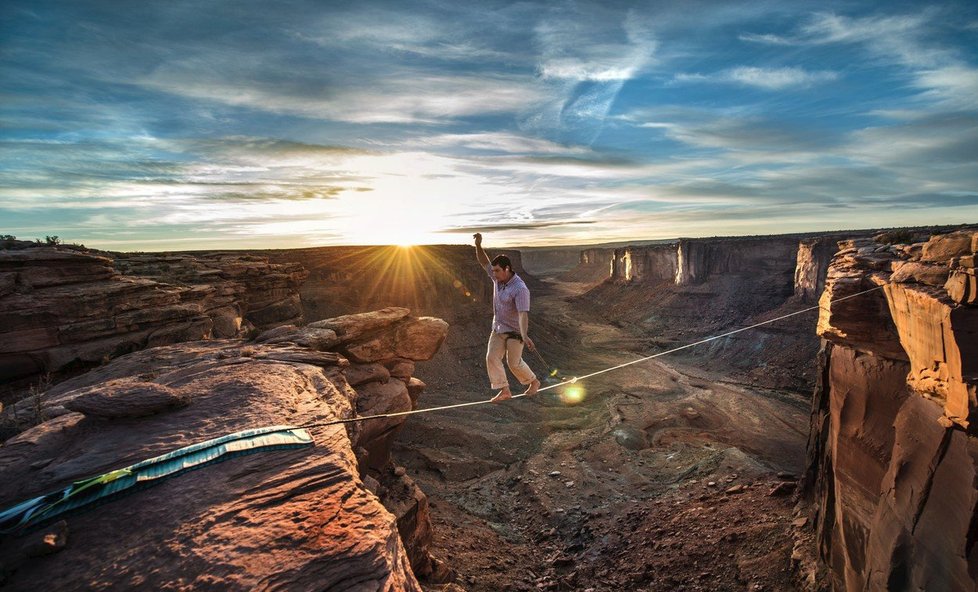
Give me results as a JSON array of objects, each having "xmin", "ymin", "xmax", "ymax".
[{"xmin": 474, "ymin": 233, "xmax": 541, "ymax": 403}]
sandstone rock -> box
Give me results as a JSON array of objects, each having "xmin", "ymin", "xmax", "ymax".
[
  {"xmin": 889, "ymin": 261, "xmax": 949, "ymax": 286},
  {"xmin": 406, "ymin": 377, "xmax": 426, "ymax": 407},
  {"xmin": 0, "ymin": 305, "xmax": 448, "ymax": 590},
  {"xmin": 0, "ymin": 248, "xmax": 309, "ymax": 383},
  {"xmin": 254, "ymin": 324, "xmax": 297, "ymax": 343},
  {"xmin": 343, "ymin": 362, "xmax": 391, "ymax": 386},
  {"xmin": 355, "ymin": 379, "xmax": 413, "ymax": 471},
  {"xmin": 921, "ymin": 231, "xmax": 975, "ymax": 262},
  {"xmin": 386, "ymin": 358, "xmax": 416, "ymax": 380},
  {"xmin": 945, "ymin": 269, "xmax": 977, "ymax": 304},
  {"xmin": 794, "ymin": 238, "xmax": 837, "ymax": 302},
  {"xmin": 804, "ymin": 227, "xmax": 978, "ymax": 591},
  {"xmin": 345, "ymin": 331, "xmax": 398, "ymax": 363},
  {"xmin": 395, "ymin": 317, "xmax": 449, "ymax": 361},
  {"xmin": 308, "ymin": 307, "xmax": 411, "ymax": 341},
  {"xmin": 63, "ymin": 379, "xmax": 190, "ymax": 418}
]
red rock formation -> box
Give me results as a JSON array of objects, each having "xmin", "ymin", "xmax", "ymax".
[
  {"xmin": 0, "ymin": 247, "xmax": 307, "ymax": 384},
  {"xmin": 804, "ymin": 229, "xmax": 978, "ymax": 590},
  {"xmin": 0, "ymin": 307, "xmax": 449, "ymax": 589},
  {"xmin": 611, "ymin": 244, "xmax": 677, "ymax": 283},
  {"xmin": 794, "ymin": 238, "xmax": 837, "ymax": 303}
]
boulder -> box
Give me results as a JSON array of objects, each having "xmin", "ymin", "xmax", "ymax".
[
  {"xmin": 63, "ymin": 378, "xmax": 190, "ymax": 418},
  {"xmin": 921, "ymin": 231, "xmax": 975, "ymax": 262},
  {"xmin": 343, "ymin": 363, "xmax": 392, "ymax": 386},
  {"xmin": 395, "ymin": 318, "xmax": 449, "ymax": 361},
  {"xmin": 308, "ymin": 307, "xmax": 411, "ymax": 342},
  {"xmin": 889, "ymin": 261, "xmax": 949, "ymax": 286}
]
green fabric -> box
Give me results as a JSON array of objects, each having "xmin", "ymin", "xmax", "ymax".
[{"xmin": 0, "ymin": 425, "xmax": 313, "ymax": 535}]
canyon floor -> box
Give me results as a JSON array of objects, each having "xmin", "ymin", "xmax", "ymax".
[{"xmin": 400, "ymin": 275, "xmax": 815, "ymax": 592}]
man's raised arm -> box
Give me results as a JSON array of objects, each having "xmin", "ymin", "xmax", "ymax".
[{"xmin": 474, "ymin": 233, "xmax": 490, "ymax": 268}]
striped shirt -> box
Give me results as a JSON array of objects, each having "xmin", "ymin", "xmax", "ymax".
[{"xmin": 486, "ymin": 263, "xmax": 530, "ymax": 333}]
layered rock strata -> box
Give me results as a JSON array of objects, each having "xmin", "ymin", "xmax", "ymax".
[
  {"xmin": 0, "ymin": 307, "xmax": 449, "ymax": 590},
  {"xmin": 794, "ymin": 238, "xmax": 838, "ymax": 303},
  {"xmin": 0, "ymin": 247, "xmax": 307, "ymax": 383},
  {"xmin": 804, "ymin": 229, "xmax": 978, "ymax": 590},
  {"xmin": 607, "ymin": 237, "xmax": 801, "ymax": 286}
]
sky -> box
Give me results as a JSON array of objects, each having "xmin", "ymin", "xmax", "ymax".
[{"xmin": 1, "ymin": 0, "xmax": 977, "ymax": 250}]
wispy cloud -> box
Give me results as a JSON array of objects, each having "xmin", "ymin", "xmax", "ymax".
[{"xmin": 675, "ymin": 66, "xmax": 839, "ymax": 89}]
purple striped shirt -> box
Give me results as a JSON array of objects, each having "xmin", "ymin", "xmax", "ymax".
[{"xmin": 486, "ymin": 264, "xmax": 530, "ymax": 333}]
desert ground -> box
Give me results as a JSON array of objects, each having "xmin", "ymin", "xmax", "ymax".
[{"xmin": 399, "ymin": 271, "xmax": 814, "ymax": 591}]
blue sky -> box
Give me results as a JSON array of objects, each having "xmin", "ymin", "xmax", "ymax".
[{"xmin": 2, "ymin": 0, "xmax": 977, "ymax": 249}]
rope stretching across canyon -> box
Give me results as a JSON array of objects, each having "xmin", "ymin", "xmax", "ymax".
[{"xmin": 298, "ymin": 285, "xmax": 886, "ymax": 431}]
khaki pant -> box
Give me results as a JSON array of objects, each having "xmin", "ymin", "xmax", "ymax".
[{"xmin": 486, "ymin": 331, "xmax": 536, "ymax": 389}]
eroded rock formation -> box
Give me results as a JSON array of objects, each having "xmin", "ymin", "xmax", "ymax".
[
  {"xmin": 804, "ymin": 229, "xmax": 978, "ymax": 590},
  {"xmin": 0, "ymin": 246, "xmax": 307, "ymax": 383},
  {"xmin": 794, "ymin": 238, "xmax": 838, "ymax": 303},
  {"xmin": 0, "ymin": 307, "xmax": 450, "ymax": 590}
]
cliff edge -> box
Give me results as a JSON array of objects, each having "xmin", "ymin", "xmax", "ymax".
[
  {"xmin": 0, "ymin": 307, "xmax": 449, "ymax": 590},
  {"xmin": 803, "ymin": 229, "xmax": 978, "ymax": 590}
]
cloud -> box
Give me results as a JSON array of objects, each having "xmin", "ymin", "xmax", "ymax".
[
  {"xmin": 139, "ymin": 65, "xmax": 550, "ymax": 124},
  {"xmin": 738, "ymin": 32, "xmax": 793, "ymax": 45},
  {"xmin": 439, "ymin": 220, "xmax": 597, "ymax": 233},
  {"xmin": 674, "ymin": 66, "xmax": 838, "ymax": 89}
]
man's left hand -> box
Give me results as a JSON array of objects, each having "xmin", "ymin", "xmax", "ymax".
[{"xmin": 524, "ymin": 336, "xmax": 535, "ymax": 351}]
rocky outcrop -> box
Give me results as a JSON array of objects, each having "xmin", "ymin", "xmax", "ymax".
[
  {"xmin": 0, "ymin": 247, "xmax": 307, "ymax": 383},
  {"xmin": 0, "ymin": 307, "xmax": 450, "ymax": 589},
  {"xmin": 611, "ymin": 244, "xmax": 676, "ymax": 283},
  {"xmin": 114, "ymin": 252, "xmax": 308, "ymax": 330},
  {"xmin": 804, "ymin": 229, "xmax": 978, "ymax": 591},
  {"xmin": 794, "ymin": 238, "xmax": 838, "ymax": 303}
]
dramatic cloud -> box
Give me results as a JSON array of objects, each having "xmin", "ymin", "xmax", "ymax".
[{"xmin": 1, "ymin": 0, "xmax": 975, "ymax": 249}]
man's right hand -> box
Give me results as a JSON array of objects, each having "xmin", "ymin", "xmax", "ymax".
[{"xmin": 473, "ymin": 232, "xmax": 482, "ymax": 246}]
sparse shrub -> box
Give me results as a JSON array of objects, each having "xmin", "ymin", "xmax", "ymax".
[
  {"xmin": 875, "ymin": 230, "xmax": 913, "ymax": 245},
  {"xmin": 45, "ymin": 235, "xmax": 61, "ymax": 245},
  {"xmin": 0, "ymin": 234, "xmax": 15, "ymax": 249}
]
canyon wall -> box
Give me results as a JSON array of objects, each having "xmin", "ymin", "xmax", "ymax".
[
  {"xmin": 794, "ymin": 238, "xmax": 838, "ymax": 303},
  {"xmin": 803, "ymin": 229, "xmax": 978, "ymax": 590},
  {"xmin": 611, "ymin": 244, "xmax": 677, "ymax": 283},
  {"xmin": 0, "ymin": 307, "xmax": 450, "ymax": 589},
  {"xmin": 606, "ymin": 236, "xmax": 801, "ymax": 287},
  {"xmin": 0, "ymin": 246, "xmax": 306, "ymax": 384}
]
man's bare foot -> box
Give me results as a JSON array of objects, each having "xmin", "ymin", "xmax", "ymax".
[
  {"xmin": 491, "ymin": 389, "xmax": 513, "ymax": 403},
  {"xmin": 523, "ymin": 379, "xmax": 540, "ymax": 396}
]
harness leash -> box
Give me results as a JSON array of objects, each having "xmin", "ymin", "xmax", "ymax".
[{"xmin": 298, "ymin": 284, "xmax": 886, "ymax": 431}]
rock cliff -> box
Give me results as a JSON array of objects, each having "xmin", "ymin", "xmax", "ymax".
[
  {"xmin": 0, "ymin": 246, "xmax": 307, "ymax": 384},
  {"xmin": 0, "ymin": 307, "xmax": 450, "ymax": 590},
  {"xmin": 803, "ymin": 229, "xmax": 978, "ymax": 590},
  {"xmin": 794, "ymin": 238, "xmax": 838, "ymax": 303}
]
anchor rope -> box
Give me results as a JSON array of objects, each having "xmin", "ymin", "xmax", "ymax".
[{"xmin": 299, "ymin": 284, "xmax": 885, "ymax": 430}]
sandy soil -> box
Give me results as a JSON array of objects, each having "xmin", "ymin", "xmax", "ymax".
[{"xmin": 401, "ymin": 276, "xmax": 812, "ymax": 591}]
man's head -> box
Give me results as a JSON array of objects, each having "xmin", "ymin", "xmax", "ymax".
[{"xmin": 490, "ymin": 254, "xmax": 514, "ymax": 282}]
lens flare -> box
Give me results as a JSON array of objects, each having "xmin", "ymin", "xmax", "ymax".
[{"xmin": 560, "ymin": 384, "xmax": 586, "ymax": 405}]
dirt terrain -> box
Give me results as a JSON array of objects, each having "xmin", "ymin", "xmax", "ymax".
[{"xmin": 399, "ymin": 273, "xmax": 812, "ymax": 591}]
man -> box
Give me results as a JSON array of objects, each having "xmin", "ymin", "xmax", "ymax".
[{"xmin": 474, "ymin": 232, "xmax": 541, "ymax": 402}]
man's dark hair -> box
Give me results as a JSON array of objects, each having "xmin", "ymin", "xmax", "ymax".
[{"xmin": 491, "ymin": 254, "xmax": 513, "ymax": 271}]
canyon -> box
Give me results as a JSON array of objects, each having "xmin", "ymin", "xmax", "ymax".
[{"xmin": 1, "ymin": 225, "xmax": 976, "ymax": 591}]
